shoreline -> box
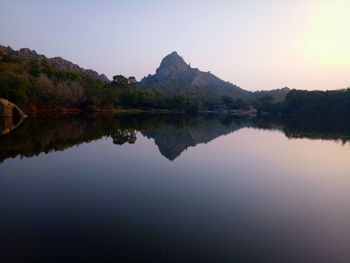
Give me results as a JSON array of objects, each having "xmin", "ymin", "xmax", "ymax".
[{"xmin": 22, "ymin": 106, "xmax": 186, "ymax": 117}]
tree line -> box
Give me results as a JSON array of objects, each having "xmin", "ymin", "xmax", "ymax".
[
  {"xmin": 253, "ymin": 89, "xmax": 350, "ymax": 120},
  {"xmin": 0, "ymin": 50, "xmax": 203, "ymax": 112},
  {"xmin": 1, "ymin": 50, "xmax": 350, "ymax": 118}
]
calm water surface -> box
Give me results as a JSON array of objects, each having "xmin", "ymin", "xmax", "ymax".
[{"xmin": 0, "ymin": 115, "xmax": 349, "ymax": 262}]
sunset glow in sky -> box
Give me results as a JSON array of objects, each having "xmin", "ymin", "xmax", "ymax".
[
  {"xmin": 0, "ymin": 0, "xmax": 349, "ymax": 91},
  {"xmin": 301, "ymin": 1, "xmax": 350, "ymax": 67}
]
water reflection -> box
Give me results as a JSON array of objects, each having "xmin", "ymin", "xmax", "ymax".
[
  {"xmin": 0, "ymin": 113, "xmax": 349, "ymax": 163},
  {"xmin": 1, "ymin": 114, "xmax": 350, "ymax": 262}
]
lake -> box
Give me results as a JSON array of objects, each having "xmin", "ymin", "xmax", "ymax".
[{"xmin": 0, "ymin": 114, "xmax": 349, "ymax": 262}]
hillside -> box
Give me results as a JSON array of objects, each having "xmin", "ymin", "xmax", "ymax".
[
  {"xmin": 0, "ymin": 45, "xmax": 153, "ymax": 112},
  {"xmin": 139, "ymin": 51, "xmax": 289, "ymax": 101},
  {"xmin": 2, "ymin": 46, "xmax": 109, "ymax": 82},
  {"xmin": 0, "ymin": 45, "xmax": 111, "ymax": 110},
  {"xmin": 0, "ymin": 45, "xmax": 245, "ymax": 114},
  {"xmin": 0, "ymin": 45, "xmax": 291, "ymax": 114}
]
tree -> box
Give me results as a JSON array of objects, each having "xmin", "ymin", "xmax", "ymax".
[
  {"xmin": 112, "ymin": 129, "xmax": 137, "ymax": 145},
  {"xmin": 112, "ymin": 75, "xmax": 128, "ymax": 86},
  {"xmin": 29, "ymin": 59, "xmax": 41, "ymax": 77},
  {"xmin": 220, "ymin": 96, "xmax": 234, "ymax": 108},
  {"xmin": 128, "ymin": 76, "xmax": 137, "ymax": 94}
]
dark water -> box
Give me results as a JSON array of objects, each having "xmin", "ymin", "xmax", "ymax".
[{"xmin": 0, "ymin": 114, "xmax": 349, "ymax": 262}]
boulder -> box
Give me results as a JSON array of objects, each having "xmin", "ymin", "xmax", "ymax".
[
  {"xmin": 0, "ymin": 98, "xmax": 27, "ymax": 135},
  {"xmin": 0, "ymin": 98, "xmax": 27, "ymax": 118}
]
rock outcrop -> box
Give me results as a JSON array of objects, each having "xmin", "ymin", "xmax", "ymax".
[
  {"xmin": 139, "ymin": 51, "xmax": 290, "ymax": 101},
  {"xmin": 0, "ymin": 98, "xmax": 27, "ymax": 135},
  {"xmin": 48, "ymin": 56, "xmax": 109, "ymax": 82},
  {"xmin": 0, "ymin": 45, "xmax": 109, "ymax": 82},
  {"xmin": 0, "ymin": 98, "xmax": 27, "ymax": 118},
  {"xmin": 140, "ymin": 51, "xmax": 241, "ymax": 89}
]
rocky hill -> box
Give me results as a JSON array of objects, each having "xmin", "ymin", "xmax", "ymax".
[
  {"xmin": 0, "ymin": 44, "xmax": 290, "ymax": 114},
  {"xmin": 0, "ymin": 45, "xmax": 112, "ymax": 110},
  {"xmin": 0, "ymin": 45, "xmax": 109, "ymax": 82},
  {"xmin": 139, "ymin": 51, "xmax": 289, "ymax": 101}
]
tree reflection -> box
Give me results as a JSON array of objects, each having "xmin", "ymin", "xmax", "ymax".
[
  {"xmin": 112, "ymin": 129, "xmax": 137, "ymax": 145},
  {"xmin": 0, "ymin": 113, "xmax": 349, "ymax": 163}
]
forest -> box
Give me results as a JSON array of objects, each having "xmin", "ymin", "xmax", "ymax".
[
  {"xmin": 0, "ymin": 49, "xmax": 202, "ymax": 112},
  {"xmin": 254, "ymin": 89, "xmax": 350, "ymax": 120},
  {"xmin": 1, "ymin": 49, "xmax": 350, "ymax": 119}
]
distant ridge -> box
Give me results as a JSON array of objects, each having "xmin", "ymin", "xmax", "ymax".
[
  {"xmin": 140, "ymin": 51, "xmax": 289, "ymax": 101},
  {"xmin": 0, "ymin": 45, "xmax": 109, "ymax": 82}
]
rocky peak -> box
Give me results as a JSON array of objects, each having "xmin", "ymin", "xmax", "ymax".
[
  {"xmin": 160, "ymin": 51, "xmax": 186, "ymax": 66},
  {"xmin": 19, "ymin": 48, "xmax": 44, "ymax": 59},
  {"xmin": 155, "ymin": 51, "xmax": 191, "ymax": 81},
  {"xmin": 46, "ymin": 56, "xmax": 109, "ymax": 82},
  {"xmin": 139, "ymin": 51, "xmax": 289, "ymax": 101},
  {"xmin": 139, "ymin": 51, "xmax": 239, "ymax": 91},
  {"xmin": 0, "ymin": 45, "xmax": 14, "ymax": 54}
]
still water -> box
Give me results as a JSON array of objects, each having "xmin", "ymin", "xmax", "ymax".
[{"xmin": 0, "ymin": 114, "xmax": 349, "ymax": 262}]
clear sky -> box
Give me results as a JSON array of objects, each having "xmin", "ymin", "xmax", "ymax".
[{"xmin": 0, "ymin": 0, "xmax": 349, "ymax": 91}]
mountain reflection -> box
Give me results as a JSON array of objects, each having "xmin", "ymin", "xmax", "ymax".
[
  {"xmin": 0, "ymin": 114, "xmax": 349, "ymax": 163},
  {"xmin": 142, "ymin": 118, "xmax": 246, "ymax": 160}
]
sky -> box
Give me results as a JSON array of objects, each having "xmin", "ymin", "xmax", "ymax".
[{"xmin": 0, "ymin": 0, "xmax": 349, "ymax": 91}]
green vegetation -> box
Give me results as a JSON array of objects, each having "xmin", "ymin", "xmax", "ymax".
[
  {"xmin": 0, "ymin": 50, "xmax": 203, "ymax": 113},
  {"xmin": 1, "ymin": 49, "xmax": 350, "ymax": 118},
  {"xmin": 252, "ymin": 89, "xmax": 350, "ymax": 120},
  {"xmin": 0, "ymin": 51, "xmax": 91, "ymax": 108},
  {"xmin": 283, "ymin": 89, "xmax": 350, "ymax": 119},
  {"xmin": 0, "ymin": 49, "xmax": 253, "ymax": 114},
  {"xmin": 220, "ymin": 96, "xmax": 249, "ymax": 110}
]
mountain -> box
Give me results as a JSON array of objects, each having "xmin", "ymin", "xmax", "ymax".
[
  {"xmin": 139, "ymin": 51, "xmax": 289, "ymax": 101},
  {"xmin": 143, "ymin": 51, "xmax": 237, "ymax": 87},
  {"xmin": 0, "ymin": 44, "xmax": 289, "ymax": 114},
  {"xmin": 1, "ymin": 45, "xmax": 109, "ymax": 82}
]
